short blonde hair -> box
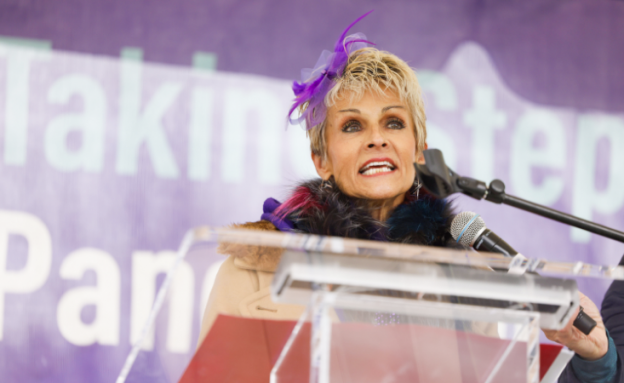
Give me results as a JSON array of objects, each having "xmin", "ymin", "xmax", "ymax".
[{"xmin": 302, "ymin": 47, "xmax": 427, "ymax": 158}]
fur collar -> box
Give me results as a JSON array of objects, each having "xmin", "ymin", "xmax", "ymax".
[
  {"xmin": 218, "ymin": 220, "xmax": 284, "ymax": 272},
  {"xmin": 222, "ymin": 179, "xmax": 459, "ymax": 272},
  {"xmin": 279, "ymin": 179, "xmax": 458, "ymax": 247}
]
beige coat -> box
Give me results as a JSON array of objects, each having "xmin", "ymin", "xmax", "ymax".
[{"xmin": 198, "ymin": 220, "xmax": 306, "ymax": 345}]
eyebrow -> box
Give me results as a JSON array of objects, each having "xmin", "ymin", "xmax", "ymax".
[
  {"xmin": 338, "ymin": 105, "xmax": 405, "ymax": 114},
  {"xmin": 382, "ymin": 105, "xmax": 405, "ymax": 112},
  {"xmin": 338, "ymin": 108, "xmax": 361, "ymax": 114}
]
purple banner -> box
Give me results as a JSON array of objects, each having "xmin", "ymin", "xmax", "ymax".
[{"xmin": 0, "ymin": 1, "xmax": 623, "ymax": 382}]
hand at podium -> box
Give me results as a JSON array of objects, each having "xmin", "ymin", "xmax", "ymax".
[{"xmin": 542, "ymin": 292, "xmax": 608, "ymax": 361}]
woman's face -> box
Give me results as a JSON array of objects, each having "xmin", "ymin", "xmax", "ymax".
[{"xmin": 312, "ymin": 90, "xmax": 422, "ymax": 203}]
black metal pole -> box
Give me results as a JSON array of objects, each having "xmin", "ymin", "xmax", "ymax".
[{"xmin": 499, "ymin": 194, "xmax": 624, "ymax": 243}]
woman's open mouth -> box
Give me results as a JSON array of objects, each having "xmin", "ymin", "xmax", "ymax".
[{"xmin": 359, "ymin": 160, "xmax": 397, "ymax": 176}]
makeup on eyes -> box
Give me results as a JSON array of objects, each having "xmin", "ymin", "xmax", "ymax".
[
  {"xmin": 341, "ymin": 117, "xmax": 405, "ymax": 132},
  {"xmin": 386, "ymin": 117, "xmax": 405, "ymax": 129},
  {"xmin": 342, "ymin": 120, "xmax": 361, "ymax": 132}
]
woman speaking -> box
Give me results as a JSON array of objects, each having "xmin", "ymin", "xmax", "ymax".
[{"xmin": 200, "ymin": 12, "xmax": 619, "ymax": 382}]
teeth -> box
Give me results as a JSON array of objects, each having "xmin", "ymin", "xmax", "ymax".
[
  {"xmin": 362, "ymin": 166, "xmax": 394, "ymax": 176},
  {"xmin": 360, "ymin": 161, "xmax": 395, "ymax": 174}
]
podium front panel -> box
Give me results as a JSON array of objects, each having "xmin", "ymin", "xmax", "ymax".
[{"xmin": 271, "ymin": 293, "xmax": 540, "ymax": 383}]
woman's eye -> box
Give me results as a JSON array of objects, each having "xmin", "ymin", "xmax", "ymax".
[
  {"xmin": 342, "ymin": 121, "xmax": 361, "ymax": 133},
  {"xmin": 387, "ymin": 119, "xmax": 405, "ymax": 130}
]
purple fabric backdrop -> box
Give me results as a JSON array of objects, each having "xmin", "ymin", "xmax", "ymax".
[
  {"xmin": 0, "ymin": 1, "xmax": 623, "ymax": 382},
  {"xmin": 1, "ymin": 0, "xmax": 623, "ymax": 112}
]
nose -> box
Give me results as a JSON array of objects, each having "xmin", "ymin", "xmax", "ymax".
[{"xmin": 367, "ymin": 125, "xmax": 388, "ymax": 149}]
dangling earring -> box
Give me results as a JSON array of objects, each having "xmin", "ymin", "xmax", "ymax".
[{"xmin": 412, "ymin": 179, "xmax": 422, "ymax": 200}]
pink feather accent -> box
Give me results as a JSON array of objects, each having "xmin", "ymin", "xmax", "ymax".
[{"xmin": 275, "ymin": 186, "xmax": 323, "ymax": 217}]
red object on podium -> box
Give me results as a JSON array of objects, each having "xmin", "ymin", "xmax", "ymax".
[
  {"xmin": 540, "ymin": 343, "xmax": 565, "ymax": 378},
  {"xmin": 179, "ymin": 315, "xmax": 306, "ymax": 383},
  {"xmin": 179, "ymin": 314, "xmax": 566, "ymax": 383}
]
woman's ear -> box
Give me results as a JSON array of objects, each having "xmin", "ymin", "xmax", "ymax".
[
  {"xmin": 415, "ymin": 142, "xmax": 428, "ymax": 165},
  {"xmin": 311, "ymin": 152, "xmax": 332, "ymax": 180}
]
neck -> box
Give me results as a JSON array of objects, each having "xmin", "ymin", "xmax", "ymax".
[{"xmin": 364, "ymin": 193, "xmax": 406, "ymax": 222}]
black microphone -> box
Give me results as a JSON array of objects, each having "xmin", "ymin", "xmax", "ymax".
[
  {"xmin": 450, "ymin": 211, "xmax": 597, "ymax": 335},
  {"xmin": 450, "ymin": 212, "xmax": 517, "ymax": 256}
]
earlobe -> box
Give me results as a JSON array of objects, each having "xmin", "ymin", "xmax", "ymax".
[
  {"xmin": 311, "ymin": 152, "xmax": 332, "ymax": 180},
  {"xmin": 415, "ymin": 142, "xmax": 428, "ymax": 165}
]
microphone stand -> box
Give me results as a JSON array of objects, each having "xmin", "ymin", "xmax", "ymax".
[
  {"xmin": 416, "ymin": 149, "xmax": 624, "ymax": 244},
  {"xmin": 415, "ymin": 149, "xmax": 624, "ymax": 335}
]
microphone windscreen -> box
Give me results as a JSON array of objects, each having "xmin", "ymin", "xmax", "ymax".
[{"xmin": 450, "ymin": 211, "xmax": 486, "ymax": 246}]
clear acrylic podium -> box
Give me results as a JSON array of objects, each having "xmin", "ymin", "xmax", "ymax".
[{"xmin": 116, "ymin": 227, "xmax": 624, "ymax": 383}]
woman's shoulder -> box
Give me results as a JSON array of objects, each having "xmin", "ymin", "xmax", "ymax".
[{"xmin": 217, "ymin": 220, "xmax": 283, "ymax": 272}]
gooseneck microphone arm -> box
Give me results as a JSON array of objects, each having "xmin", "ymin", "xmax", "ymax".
[
  {"xmin": 415, "ymin": 149, "xmax": 624, "ymax": 244},
  {"xmin": 450, "ymin": 212, "xmax": 598, "ymax": 334}
]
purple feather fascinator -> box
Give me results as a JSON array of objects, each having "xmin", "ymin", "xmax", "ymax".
[{"xmin": 288, "ymin": 11, "xmax": 375, "ymax": 129}]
